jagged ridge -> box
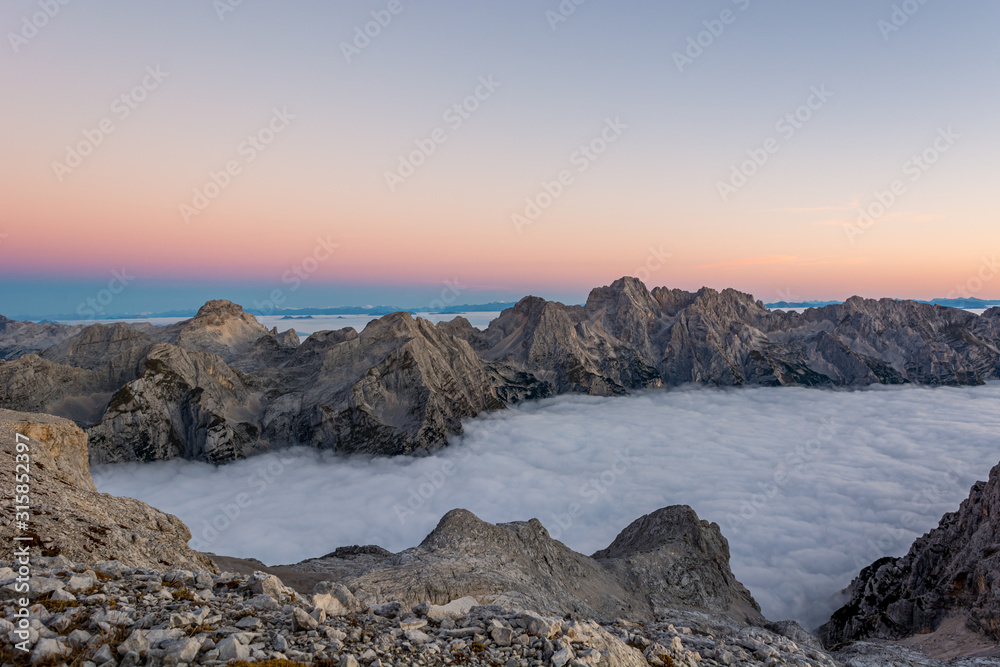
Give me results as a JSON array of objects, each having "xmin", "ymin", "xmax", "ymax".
[{"xmin": 2, "ymin": 277, "xmax": 1000, "ymax": 462}]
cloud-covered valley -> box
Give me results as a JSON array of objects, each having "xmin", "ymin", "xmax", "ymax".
[{"xmin": 94, "ymin": 384, "xmax": 1000, "ymax": 629}]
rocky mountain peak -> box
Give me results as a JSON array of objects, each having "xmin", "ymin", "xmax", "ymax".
[
  {"xmin": 361, "ymin": 310, "xmax": 417, "ymax": 335},
  {"xmin": 650, "ymin": 286, "xmax": 699, "ymax": 315},
  {"xmin": 821, "ymin": 456, "xmax": 1000, "ymax": 645},
  {"xmin": 592, "ymin": 505, "xmax": 719, "ymax": 559},
  {"xmin": 509, "ymin": 295, "xmax": 557, "ymax": 319},
  {"xmin": 419, "ymin": 508, "xmax": 496, "ymax": 548},
  {"xmin": 193, "ymin": 299, "xmax": 252, "ymax": 323},
  {"xmin": 593, "ymin": 506, "xmax": 763, "ymax": 623},
  {"xmin": 164, "ymin": 300, "xmax": 272, "ymax": 362},
  {"xmin": 585, "ymin": 277, "xmax": 662, "ymax": 319}
]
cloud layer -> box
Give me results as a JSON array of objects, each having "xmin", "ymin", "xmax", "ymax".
[{"xmin": 94, "ymin": 384, "xmax": 1000, "ymax": 629}]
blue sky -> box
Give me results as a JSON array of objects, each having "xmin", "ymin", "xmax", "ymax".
[{"xmin": 3, "ymin": 0, "xmax": 999, "ymax": 317}]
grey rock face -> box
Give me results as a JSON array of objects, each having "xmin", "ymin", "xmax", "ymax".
[
  {"xmin": 338, "ymin": 508, "xmax": 648, "ymax": 620},
  {"xmin": 0, "ymin": 314, "xmax": 81, "ymax": 359},
  {"xmin": 2, "ymin": 551, "xmax": 848, "ymax": 667},
  {"xmin": 0, "ymin": 354, "xmax": 113, "ymax": 426},
  {"xmin": 4, "ymin": 278, "xmax": 1000, "ymax": 462},
  {"xmin": 821, "ymin": 458, "xmax": 1000, "ymax": 646},
  {"xmin": 40, "ymin": 322, "xmax": 154, "ymax": 385},
  {"xmin": 592, "ymin": 506, "xmax": 764, "ymax": 624},
  {"xmin": 468, "ymin": 278, "xmax": 1000, "ymax": 395},
  {"xmin": 276, "ymin": 312, "xmax": 506, "ymax": 456},
  {"xmin": 0, "ymin": 409, "xmax": 215, "ymax": 571},
  {"xmin": 290, "ymin": 506, "xmax": 759, "ymax": 626},
  {"xmin": 86, "ymin": 343, "xmax": 262, "ymax": 464},
  {"xmin": 156, "ymin": 298, "xmax": 273, "ymax": 362}
]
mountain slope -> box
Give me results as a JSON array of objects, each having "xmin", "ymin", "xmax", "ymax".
[
  {"xmin": 821, "ymin": 457, "xmax": 1000, "ymax": 645},
  {"xmin": 3, "ymin": 277, "xmax": 1000, "ymax": 462}
]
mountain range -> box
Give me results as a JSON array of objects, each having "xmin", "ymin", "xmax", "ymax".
[{"xmin": 2, "ymin": 276, "xmax": 1000, "ymax": 464}]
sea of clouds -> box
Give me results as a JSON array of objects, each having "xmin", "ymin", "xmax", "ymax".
[{"xmin": 94, "ymin": 384, "xmax": 1000, "ymax": 629}]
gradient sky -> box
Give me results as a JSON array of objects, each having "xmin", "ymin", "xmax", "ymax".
[{"xmin": 2, "ymin": 1, "xmax": 999, "ymax": 317}]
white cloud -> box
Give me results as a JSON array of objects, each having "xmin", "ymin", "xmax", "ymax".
[{"xmin": 94, "ymin": 384, "xmax": 1000, "ymax": 630}]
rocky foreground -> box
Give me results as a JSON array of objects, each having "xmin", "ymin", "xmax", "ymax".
[
  {"xmin": 5, "ymin": 410, "xmax": 1000, "ymax": 665},
  {"xmin": 3, "ymin": 555, "xmax": 844, "ymax": 667},
  {"xmin": 821, "ymin": 456, "xmax": 1000, "ymax": 650},
  {"xmin": 3, "ymin": 277, "xmax": 1000, "ymax": 462}
]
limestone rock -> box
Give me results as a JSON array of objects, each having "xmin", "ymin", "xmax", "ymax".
[
  {"xmin": 158, "ymin": 299, "xmax": 272, "ymax": 362},
  {"xmin": 6, "ymin": 278, "xmax": 1000, "ymax": 462},
  {"xmin": 821, "ymin": 457, "xmax": 1000, "ymax": 645},
  {"xmin": 297, "ymin": 506, "xmax": 758, "ymax": 626},
  {"xmin": 0, "ymin": 409, "xmax": 216, "ymax": 572},
  {"xmin": 0, "ymin": 354, "xmax": 113, "ymax": 426},
  {"xmin": 592, "ymin": 505, "xmax": 764, "ymax": 624},
  {"xmin": 312, "ymin": 581, "xmax": 359, "ymax": 616},
  {"xmin": 0, "ymin": 315, "xmax": 81, "ymax": 360},
  {"xmin": 86, "ymin": 343, "xmax": 262, "ymax": 463}
]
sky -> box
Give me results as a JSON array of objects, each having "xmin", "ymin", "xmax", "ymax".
[
  {"xmin": 95, "ymin": 383, "xmax": 1000, "ymax": 629},
  {"xmin": 2, "ymin": 0, "xmax": 1000, "ymax": 317}
]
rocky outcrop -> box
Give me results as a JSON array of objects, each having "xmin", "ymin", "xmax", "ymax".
[
  {"xmin": 40, "ymin": 322, "xmax": 153, "ymax": 386},
  {"xmin": 280, "ymin": 505, "xmax": 762, "ymax": 627},
  {"xmin": 273, "ymin": 312, "xmax": 505, "ymax": 455},
  {"xmin": 593, "ymin": 506, "xmax": 764, "ymax": 624},
  {"xmin": 335, "ymin": 508, "xmax": 651, "ymax": 621},
  {"xmin": 4, "ymin": 278, "xmax": 1000, "ymax": 462},
  {"xmin": 155, "ymin": 299, "xmax": 274, "ymax": 362},
  {"xmin": 0, "ymin": 355, "xmax": 114, "ymax": 426},
  {"xmin": 465, "ymin": 278, "xmax": 1000, "ymax": 395},
  {"xmin": 1, "ymin": 555, "xmax": 843, "ymax": 667},
  {"xmin": 0, "ymin": 315, "xmax": 80, "ymax": 359},
  {"xmin": 0, "ymin": 409, "xmax": 214, "ymax": 571},
  {"xmin": 820, "ymin": 458, "xmax": 1000, "ymax": 646},
  {"xmin": 86, "ymin": 343, "xmax": 262, "ymax": 464}
]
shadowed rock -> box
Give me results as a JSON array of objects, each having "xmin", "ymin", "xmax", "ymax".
[
  {"xmin": 0, "ymin": 409, "xmax": 215, "ymax": 571},
  {"xmin": 592, "ymin": 506, "xmax": 764, "ymax": 624},
  {"xmin": 4, "ymin": 278, "xmax": 1000, "ymax": 461},
  {"xmin": 820, "ymin": 457, "xmax": 1000, "ymax": 646},
  {"xmin": 284, "ymin": 506, "xmax": 761, "ymax": 625}
]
